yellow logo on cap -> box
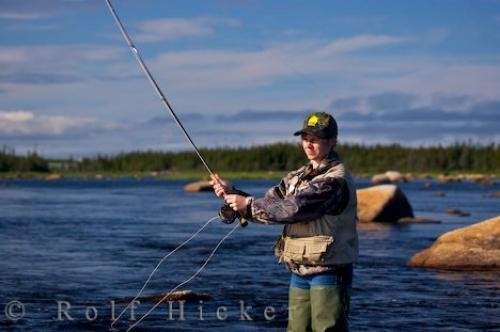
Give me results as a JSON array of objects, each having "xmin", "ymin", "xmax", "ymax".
[{"xmin": 307, "ymin": 115, "xmax": 319, "ymax": 126}]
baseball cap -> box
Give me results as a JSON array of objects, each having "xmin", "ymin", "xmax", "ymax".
[{"xmin": 293, "ymin": 112, "xmax": 338, "ymax": 139}]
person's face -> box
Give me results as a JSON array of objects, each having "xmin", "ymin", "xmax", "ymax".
[{"xmin": 301, "ymin": 133, "xmax": 335, "ymax": 163}]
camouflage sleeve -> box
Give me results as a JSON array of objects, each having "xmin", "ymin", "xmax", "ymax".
[{"xmin": 249, "ymin": 177, "xmax": 349, "ymax": 224}]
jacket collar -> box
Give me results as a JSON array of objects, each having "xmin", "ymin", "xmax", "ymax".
[{"xmin": 302, "ymin": 150, "xmax": 341, "ymax": 179}]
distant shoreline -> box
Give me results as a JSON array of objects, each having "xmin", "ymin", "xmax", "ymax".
[
  {"xmin": 0, "ymin": 171, "xmax": 284, "ymax": 181},
  {"xmin": 2, "ymin": 143, "xmax": 498, "ymax": 181},
  {"xmin": 0, "ymin": 170, "xmax": 498, "ymax": 183}
]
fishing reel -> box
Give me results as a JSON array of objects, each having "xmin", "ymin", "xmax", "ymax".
[{"xmin": 218, "ymin": 189, "xmax": 249, "ymax": 227}]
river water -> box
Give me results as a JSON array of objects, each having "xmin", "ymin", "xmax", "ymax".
[{"xmin": 0, "ymin": 178, "xmax": 499, "ymax": 331}]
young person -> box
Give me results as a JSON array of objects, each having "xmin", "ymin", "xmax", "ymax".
[{"xmin": 211, "ymin": 112, "xmax": 358, "ymax": 332}]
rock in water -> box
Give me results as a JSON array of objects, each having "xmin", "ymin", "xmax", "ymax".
[
  {"xmin": 184, "ymin": 180, "xmax": 212, "ymax": 192},
  {"xmin": 397, "ymin": 217, "xmax": 441, "ymax": 224},
  {"xmin": 371, "ymin": 171, "xmax": 406, "ymax": 184},
  {"xmin": 356, "ymin": 185, "xmax": 414, "ymax": 222},
  {"xmin": 371, "ymin": 173, "xmax": 391, "ymax": 185},
  {"xmin": 408, "ymin": 216, "xmax": 500, "ymax": 270},
  {"xmin": 445, "ymin": 208, "xmax": 471, "ymax": 217},
  {"xmin": 115, "ymin": 290, "xmax": 211, "ymax": 304},
  {"xmin": 385, "ymin": 171, "xmax": 404, "ymax": 183},
  {"xmin": 46, "ymin": 173, "xmax": 63, "ymax": 181},
  {"xmin": 437, "ymin": 174, "xmax": 461, "ymax": 184}
]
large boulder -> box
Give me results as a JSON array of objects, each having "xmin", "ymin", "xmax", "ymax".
[
  {"xmin": 408, "ymin": 216, "xmax": 500, "ymax": 270},
  {"xmin": 356, "ymin": 185, "xmax": 414, "ymax": 222},
  {"xmin": 184, "ymin": 180, "xmax": 212, "ymax": 192}
]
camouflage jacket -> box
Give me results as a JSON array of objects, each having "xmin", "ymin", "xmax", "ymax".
[
  {"xmin": 242, "ymin": 150, "xmax": 359, "ymax": 271},
  {"xmin": 247, "ymin": 151, "xmax": 350, "ymax": 225}
]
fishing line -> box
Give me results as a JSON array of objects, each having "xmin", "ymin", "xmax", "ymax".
[
  {"xmin": 104, "ymin": 2, "xmax": 246, "ymax": 330},
  {"xmin": 124, "ymin": 222, "xmax": 240, "ymax": 332},
  {"xmin": 110, "ymin": 215, "xmax": 219, "ymax": 329}
]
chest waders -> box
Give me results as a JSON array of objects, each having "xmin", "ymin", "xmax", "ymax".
[{"xmin": 288, "ymin": 265, "xmax": 352, "ymax": 332}]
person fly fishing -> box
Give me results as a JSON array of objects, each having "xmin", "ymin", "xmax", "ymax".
[
  {"xmin": 211, "ymin": 112, "xmax": 359, "ymax": 332},
  {"xmin": 105, "ymin": 2, "xmax": 357, "ymax": 330}
]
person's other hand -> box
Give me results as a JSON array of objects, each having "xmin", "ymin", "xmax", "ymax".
[
  {"xmin": 210, "ymin": 174, "xmax": 232, "ymax": 198},
  {"xmin": 224, "ymin": 194, "xmax": 248, "ymax": 213}
]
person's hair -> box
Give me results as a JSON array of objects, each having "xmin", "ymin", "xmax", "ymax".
[{"xmin": 328, "ymin": 137, "xmax": 337, "ymax": 150}]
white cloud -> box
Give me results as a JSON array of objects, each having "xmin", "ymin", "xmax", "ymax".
[
  {"xmin": 0, "ymin": 111, "xmax": 34, "ymax": 122},
  {"xmin": 135, "ymin": 17, "xmax": 241, "ymax": 42},
  {"xmin": 0, "ymin": 49, "xmax": 31, "ymax": 63},
  {"xmin": 4, "ymin": 33, "xmax": 496, "ymax": 119},
  {"xmin": 142, "ymin": 35, "xmax": 407, "ymax": 91},
  {"xmin": 2, "ymin": 33, "xmax": 500, "ymax": 149},
  {"xmin": 360, "ymin": 61, "xmax": 500, "ymax": 100},
  {"xmin": 0, "ymin": 12, "xmax": 48, "ymax": 20},
  {"xmin": 0, "ymin": 45, "xmax": 123, "ymax": 66},
  {"xmin": 0, "ymin": 110, "xmax": 120, "ymax": 138},
  {"xmin": 0, "ymin": 45, "xmax": 127, "ymax": 86},
  {"xmin": 318, "ymin": 34, "xmax": 407, "ymax": 55},
  {"xmin": 149, "ymin": 41, "xmax": 500, "ymax": 105}
]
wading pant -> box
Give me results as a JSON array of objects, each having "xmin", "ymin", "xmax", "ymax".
[{"xmin": 287, "ymin": 265, "xmax": 352, "ymax": 332}]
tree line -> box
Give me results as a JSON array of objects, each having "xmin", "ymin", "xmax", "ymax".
[
  {"xmin": 0, "ymin": 146, "xmax": 49, "ymax": 172},
  {"xmin": 1, "ymin": 143, "xmax": 498, "ymax": 174}
]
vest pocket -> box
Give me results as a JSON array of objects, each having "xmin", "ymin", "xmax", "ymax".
[{"xmin": 280, "ymin": 236, "xmax": 334, "ymax": 265}]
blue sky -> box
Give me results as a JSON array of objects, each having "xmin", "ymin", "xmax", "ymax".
[{"xmin": 0, "ymin": 0, "xmax": 499, "ymax": 157}]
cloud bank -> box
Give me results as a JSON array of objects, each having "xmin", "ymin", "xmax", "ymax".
[
  {"xmin": 135, "ymin": 17, "xmax": 241, "ymax": 42},
  {"xmin": 1, "ymin": 2, "xmax": 499, "ymax": 156},
  {"xmin": 0, "ymin": 110, "xmax": 121, "ymax": 140}
]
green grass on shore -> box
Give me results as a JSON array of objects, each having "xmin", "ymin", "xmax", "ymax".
[
  {"xmin": 0, "ymin": 170, "xmax": 287, "ymax": 181},
  {"xmin": 1, "ymin": 170, "xmax": 498, "ymax": 181}
]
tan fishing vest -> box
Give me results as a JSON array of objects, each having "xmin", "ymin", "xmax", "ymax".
[{"xmin": 275, "ymin": 162, "xmax": 359, "ymax": 266}]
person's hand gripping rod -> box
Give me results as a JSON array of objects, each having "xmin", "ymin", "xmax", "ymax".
[{"xmin": 211, "ymin": 174, "xmax": 249, "ymax": 227}]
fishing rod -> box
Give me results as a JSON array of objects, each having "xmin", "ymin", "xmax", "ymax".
[
  {"xmin": 104, "ymin": 0, "xmax": 213, "ymax": 176},
  {"xmin": 104, "ymin": 4, "xmax": 244, "ymax": 327},
  {"xmin": 104, "ymin": 0, "xmax": 247, "ymax": 227},
  {"xmin": 104, "ymin": 4, "xmax": 248, "ymax": 329}
]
